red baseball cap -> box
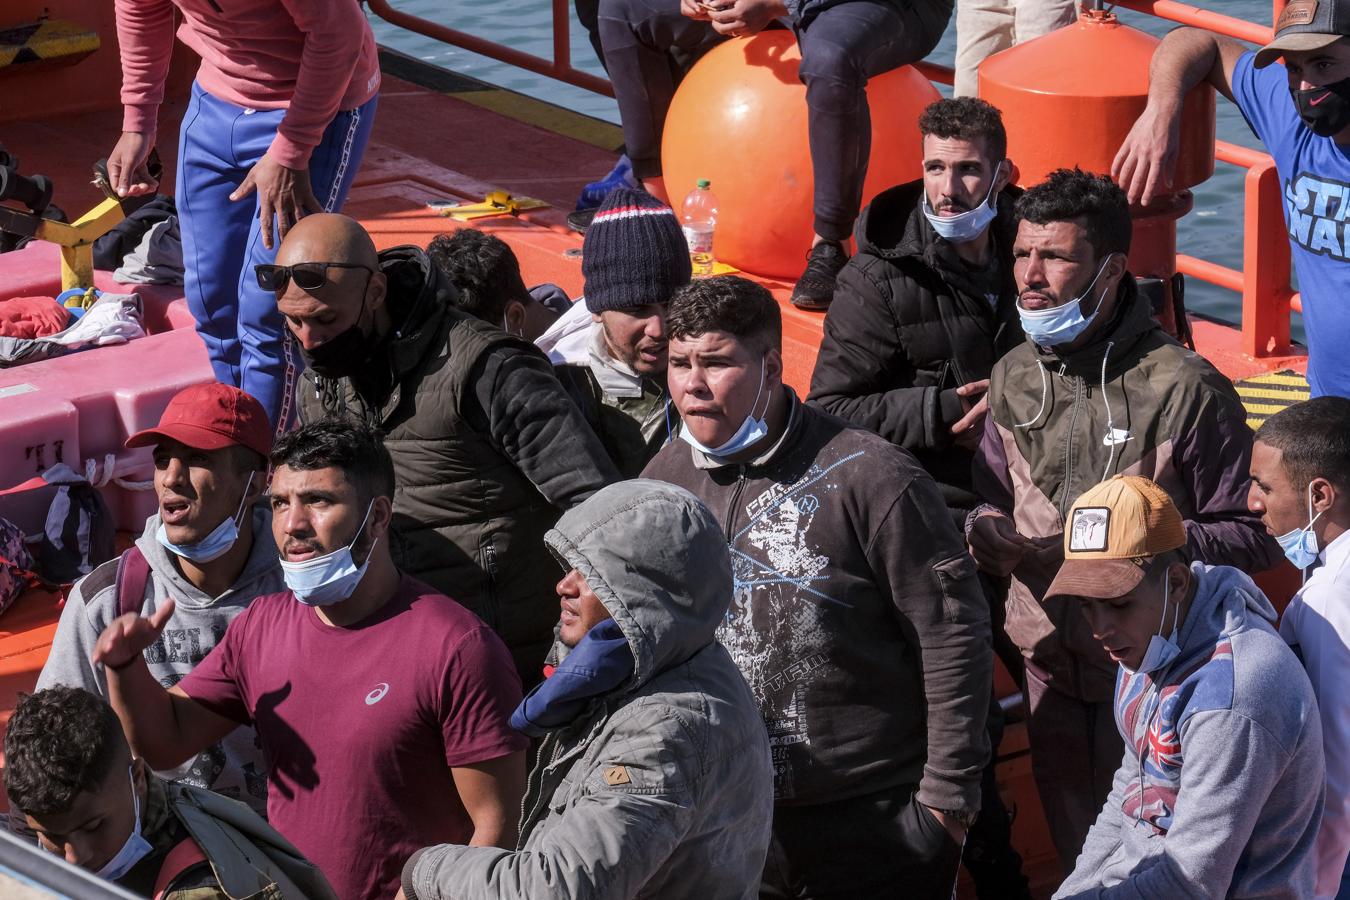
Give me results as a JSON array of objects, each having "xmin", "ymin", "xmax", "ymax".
[{"xmin": 125, "ymin": 383, "xmax": 273, "ymax": 459}]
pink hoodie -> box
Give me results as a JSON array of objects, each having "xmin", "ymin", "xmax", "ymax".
[{"xmin": 115, "ymin": 0, "xmax": 381, "ymax": 169}]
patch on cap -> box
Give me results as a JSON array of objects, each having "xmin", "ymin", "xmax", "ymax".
[
  {"xmin": 1069, "ymin": 507, "xmax": 1111, "ymax": 553},
  {"xmin": 1277, "ymin": 0, "xmax": 1319, "ymax": 31}
]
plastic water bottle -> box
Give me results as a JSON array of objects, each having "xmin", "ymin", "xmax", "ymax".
[{"xmin": 681, "ymin": 179, "xmax": 718, "ymax": 277}]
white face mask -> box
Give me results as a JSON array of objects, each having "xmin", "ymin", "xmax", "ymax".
[
  {"xmin": 1125, "ymin": 569, "xmax": 1182, "ymax": 675},
  {"xmin": 93, "ymin": 767, "xmax": 153, "ymax": 881},
  {"xmin": 1017, "ymin": 254, "xmax": 1115, "ymax": 347},
  {"xmin": 279, "ymin": 501, "xmax": 377, "ymax": 607},
  {"xmin": 679, "ymin": 358, "xmax": 771, "ymax": 461},
  {"xmin": 1275, "ymin": 483, "xmax": 1324, "ymax": 572},
  {"xmin": 922, "ymin": 164, "xmax": 1004, "ymax": 244}
]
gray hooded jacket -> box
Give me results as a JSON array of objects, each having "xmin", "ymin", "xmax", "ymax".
[
  {"xmin": 402, "ymin": 480, "xmax": 774, "ymax": 900},
  {"xmin": 37, "ymin": 509, "xmax": 279, "ymax": 815}
]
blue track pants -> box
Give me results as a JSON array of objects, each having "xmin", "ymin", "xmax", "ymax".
[{"xmin": 176, "ymin": 82, "xmax": 377, "ymax": 432}]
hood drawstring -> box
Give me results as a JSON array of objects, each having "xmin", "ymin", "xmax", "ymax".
[
  {"xmin": 1014, "ymin": 359, "xmax": 1049, "ymax": 429},
  {"xmin": 1100, "ymin": 341, "xmax": 1117, "ymax": 482}
]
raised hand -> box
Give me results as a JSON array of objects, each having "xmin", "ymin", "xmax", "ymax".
[{"xmin": 93, "ymin": 599, "xmax": 176, "ymax": 671}]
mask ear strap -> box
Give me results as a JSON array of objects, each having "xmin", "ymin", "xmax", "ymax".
[
  {"xmin": 749, "ymin": 357, "xmax": 769, "ymax": 421},
  {"xmin": 1307, "ymin": 481, "xmax": 1325, "ymax": 531},
  {"xmin": 233, "ymin": 470, "xmax": 257, "ymax": 525}
]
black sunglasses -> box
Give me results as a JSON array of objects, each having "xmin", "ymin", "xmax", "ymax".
[{"xmin": 255, "ymin": 262, "xmax": 374, "ymax": 292}]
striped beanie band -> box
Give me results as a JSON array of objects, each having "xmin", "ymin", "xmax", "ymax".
[{"xmin": 583, "ymin": 186, "xmax": 692, "ymax": 314}]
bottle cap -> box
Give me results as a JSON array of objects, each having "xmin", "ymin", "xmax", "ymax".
[{"xmin": 697, "ymin": 179, "xmax": 711, "ymax": 189}]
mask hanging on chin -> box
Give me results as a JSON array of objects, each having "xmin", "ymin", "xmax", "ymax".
[
  {"xmin": 1125, "ymin": 569, "xmax": 1183, "ymax": 676},
  {"xmin": 1293, "ymin": 77, "xmax": 1350, "ymax": 137},
  {"xmin": 93, "ymin": 767, "xmax": 154, "ymax": 881},
  {"xmin": 679, "ymin": 358, "xmax": 771, "ymax": 461},
  {"xmin": 1016, "ymin": 254, "xmax": 1116, "ymax": 347},
  {"xmin": 280, "ymin": 501, "xmax": 378, "ymax": 607},
  {"xmin": 156, "ymin": 471, "xmax": 255, "ymax": 564},
  {"xmin": 922, "ymin": 163, "xmax": 1005, "ymax": 244},
  {"xmin": 1275, "ymin": 483, "xmax": 1325, "ymax": 571}
]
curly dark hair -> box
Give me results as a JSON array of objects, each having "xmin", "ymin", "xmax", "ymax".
[
  {"xmin": 5, "ymin": 687, "xmax": 128, "ymax": 817},
  {"xmin": 1255, "ymin": 397, "xmax": 1350, "ymax": 492},
  {"xmin": 918, "ymin": 97, "xmax": 1008, "ymax": 162},
  {"xmin": 667, "ymin": 275, "xmax": 781, "ymax": 354},
  {"xmin": 271, "ymin": 419, "xmax": 396, "ymax": 503},
  {"xmin": 427, "ymin": 228, "xmax": 529, "ymax": 324},
  {"xmin": 1014, "ymin": 168, "xmax": 1133, "ymax": 259}
]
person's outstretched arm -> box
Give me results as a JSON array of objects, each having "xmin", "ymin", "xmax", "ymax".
[
  {"xmin": 95, "ymin": 600, "xmax": 241, "ymax": 770},
  {"xmin": 1112, "ymin": 27, "xmax": 1248, "ymax": 205}
]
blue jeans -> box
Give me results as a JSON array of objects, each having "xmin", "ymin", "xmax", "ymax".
[
  {"xmin": 598, "ymin": 0, "xmax": 951, "ymax": 241},
  {"xmin": 175, "ymin": 83, "xmax": 377, "ymax": 432}
]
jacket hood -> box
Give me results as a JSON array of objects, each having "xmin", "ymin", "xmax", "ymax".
[
  {"xmin": 133, "ymin": 506, "xmax": 280, "ymax": 610},
  {"xmin": 1175, "ymin": 562, "xmax": 1278, "ymax": 660},
  {"xmin": 544, "ymin": 480, "xmax": 731, "ymax": 692},
  {"xmin": 378, "ymin": 244, "xmax": 453, "ymax": 345}
]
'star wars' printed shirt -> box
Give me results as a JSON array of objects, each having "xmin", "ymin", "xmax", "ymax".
[{"xmin": 1233, "ymin": 50, "xmax": 1350, "ymax": 399}]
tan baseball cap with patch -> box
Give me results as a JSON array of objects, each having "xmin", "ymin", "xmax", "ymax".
[
  {"xmin": 1043, "ymin": 475, "xmax": 1187, "ymax": 602},
  {"xmin": 1255, "ymin": 0, "xmax": 1350, "ymax": 68}
]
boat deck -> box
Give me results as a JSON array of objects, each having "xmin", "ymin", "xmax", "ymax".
[{"xmin": 0, "ymin": 44, "xmax": 1307, "ymax": 899}]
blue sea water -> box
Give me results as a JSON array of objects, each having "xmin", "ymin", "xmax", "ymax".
[{"xmin": 368, "ymin": 0, "xmax": 1285, "ymax": 329}]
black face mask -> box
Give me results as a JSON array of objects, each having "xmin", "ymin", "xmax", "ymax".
[
  {"xmin": 1294, "ymin": 77, "xmax": 1350, "ymax": 137},
  {"xmin": 301, "ymin": 295, "xmax": 371, "ymax": 379}
]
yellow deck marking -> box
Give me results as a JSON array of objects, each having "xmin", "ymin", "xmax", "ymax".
[
  {"xmin": 452, "ymin": 89, "xmax": 622, "ymax": 151},
  {"xmin": 1233, "ymin": 369, "xmax": 1310, "ymax": 430}
]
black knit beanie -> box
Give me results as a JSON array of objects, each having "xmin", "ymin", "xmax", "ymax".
[{"xmin": 583, "ymin": 187, "xmax": 692, "ymax": 314}]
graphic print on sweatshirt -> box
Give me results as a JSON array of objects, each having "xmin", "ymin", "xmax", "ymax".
[
  {"xmin": 721, "ymin": 457, "xmax": 856, "ymax": 799},
  {"xmin": 1116, "ymin": 639, "xmax": 1233, "ymax": 834}
]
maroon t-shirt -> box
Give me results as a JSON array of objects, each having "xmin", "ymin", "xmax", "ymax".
[{"xmin": 178, "ymin": 574, "xmax": 528, "ymax": 900}]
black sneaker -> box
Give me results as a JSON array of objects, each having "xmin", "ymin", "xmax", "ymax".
[
  {"xmin": 566, "ymin": 207, "xmax": 596, "ymax": 234},
  {"xmin": 790, "ymin": 241, "xmax": 847, "ymax": 310}
]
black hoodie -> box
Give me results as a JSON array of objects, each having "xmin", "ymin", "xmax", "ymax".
[{"xmin": 808, "ymin": 179, "xmax": 1023, "ymax": 515}]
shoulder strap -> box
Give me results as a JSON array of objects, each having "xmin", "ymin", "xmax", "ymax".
[
  {"xmin": 152, "ymin": 836, "xmax": 209, "ymax": 900},
  {"xmin": 114, "ymin": 547, "xmax": 150, "ymax": 617}
]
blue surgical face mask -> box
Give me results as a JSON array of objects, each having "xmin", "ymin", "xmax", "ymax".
[
  {"xmin": 280, "ymin": 501, "xmax": 377, "ymax": 607},
  {"xmin": 1017, "ymin": 254, "xmax": 1115, "ymax": 347},
  {"xmin": 1127, "ymin": 569, "xmax": 1182, "ymax": 675},
  {"xmin": 922, "ymin": 165, "xmax": 1004, "ymax": 244},
  {"xmin": 94, "ymin": 767, "xmax": 153, "ymax": 881},
  {"xmin": 156, "ymin": 471, "xmax": 256, "ymax": 564},
  {"xmin": 679, "ymin": 358, "xmax": 770, "ymax": 461},
  {"xmin": 1276, "ymin": 484, "xmax": 1324, "ymax": 571}
]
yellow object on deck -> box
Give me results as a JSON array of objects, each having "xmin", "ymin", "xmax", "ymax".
[
  {"xmin": 0, "ymin": 19, "xmax": 100, "ymax": 71},
  {"xmin": 1233, "ymin": 370, "xmax": 1310, "ymax": 431},
  {"xmin": 433, "ymin": 191, "xmax": 549, "ymax": 221}
]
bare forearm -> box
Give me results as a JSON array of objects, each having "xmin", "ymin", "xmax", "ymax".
[
  {"xmin": 467, "ymin": 817, "xmax": 518, "ymax": 850},
  {"xmin": 106, "ymin": 660, "xmax": 198, "ymax": 769},
  {"xmin": 1151, "ymin": 29, "xmax": 1220, "ymax": 108}
]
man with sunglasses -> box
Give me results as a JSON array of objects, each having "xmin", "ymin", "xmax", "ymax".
[
  {"xmin": 107, "ymin": 0, "xmax": 381, "ymax": 436},
  {"xmin": 36, "ymin": 383, "xmax": 277, "ymax": 818},
  {"xmin": 264, "ymin": 213, "xmax": 619, "ymax": 686}
]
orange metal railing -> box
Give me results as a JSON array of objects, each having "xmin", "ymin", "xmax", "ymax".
[
  {"xmin": 365, "ymin": 0, "xmax": 613, "ymax": 97},
  {"xmin": 366, "ymin": 0, "xmax": 1304, "ymax": 359}
]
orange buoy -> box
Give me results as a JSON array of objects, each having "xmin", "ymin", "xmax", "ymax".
[
  {"xmin": 978, "ymin": 10, "xmax": 1215, "ymax": 190},
  {"xmin": 661, "ymin": 31, "xmax": 940, "ymax": 280}
]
